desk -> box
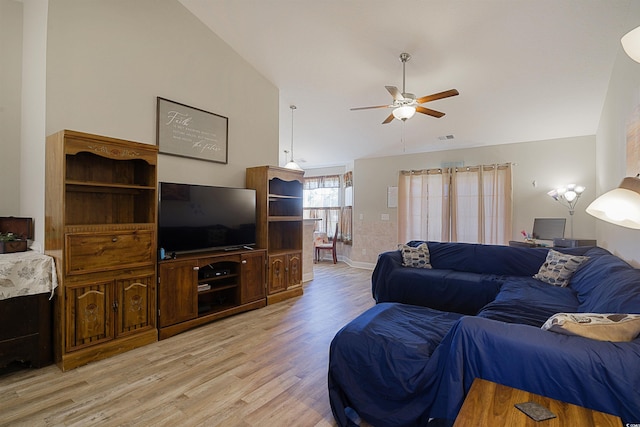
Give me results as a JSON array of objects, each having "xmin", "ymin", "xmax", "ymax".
[
  {"xmin": 453, "ymin": 378, "xmax": 622, "ymax": 427},
  {"xmin": 508, "ymin": 240, "xmax": 546, "ymax": 248},
  {"xmin": 0, "ymin": 251, "xmax": 57, "ymax": 368}
]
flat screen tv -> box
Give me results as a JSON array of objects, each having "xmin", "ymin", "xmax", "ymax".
[
  {"xmin": 158, "ymin": 182, "xmax": 257, "ymax": 254},
  {"xmin": 532, "ymin": 217, "xmax": 566, "ymax": 240}
]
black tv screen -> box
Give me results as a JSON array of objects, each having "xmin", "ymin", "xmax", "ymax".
[{"xmin": 158, "ymin": 182, "xmax": 257, "ymax": 254}]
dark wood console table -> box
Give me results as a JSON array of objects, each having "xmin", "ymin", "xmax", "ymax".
[{"xmin": 0, "ymin": 251, "xmax": 57, "ymax": 368}]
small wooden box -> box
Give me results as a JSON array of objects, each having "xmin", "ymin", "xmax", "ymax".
[{"xmin": 0, "ymin": 216, "xmax": 33, "ymax": 254}]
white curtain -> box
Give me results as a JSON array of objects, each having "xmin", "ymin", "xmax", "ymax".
[{"xmin": 398, "ymin": 164, "xmax": 512, "ymax": 245}]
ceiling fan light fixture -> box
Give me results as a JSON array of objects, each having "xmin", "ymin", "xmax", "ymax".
[{"xmin": 393, "ymin": 105, "xmax": 416, "ymax": 121}]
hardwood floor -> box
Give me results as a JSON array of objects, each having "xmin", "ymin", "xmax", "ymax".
[{"xmin": 0, "ymin": 263, "xmax": 375, "ymax": 427}]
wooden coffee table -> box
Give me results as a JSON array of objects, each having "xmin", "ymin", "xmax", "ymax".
[{"xmin": 453, "ymin": 378, "xmax": 622, "ymax": 426}]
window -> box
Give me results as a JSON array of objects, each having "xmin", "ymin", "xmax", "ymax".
[
  {"xmin": 342, "ymin": 171, "xmax": 353, "ymax": 245},
  {"xmin": 303, "ymin": 175, "xmax": 341, "ymax": 237},
  {"xmin": 398, "ymin": 163, "xmax": 512, "ymax": 245}
]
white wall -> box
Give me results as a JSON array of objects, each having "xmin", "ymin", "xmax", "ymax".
[
  {"xmin": 20, "ymin": 0, "xmax": 48, "ymax": 252},
  {"xmin": 350, "ymin": 135, "xmax": 597, "ymax": 266},
  {"xmin": 46, "ymin": 0, "xmax": 279, "ymax": 191},
  {"xmin": 594, "ymin": 1, "xmax": 640, "ymax": 267},
  {"xmin": 0, "ymin": 0, "xmax": 24, "ymax": 215}
]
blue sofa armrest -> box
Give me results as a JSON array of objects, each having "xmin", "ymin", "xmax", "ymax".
[{"xmin": 429, "ymin": 316, "xmax": 640, "ymax": 424}]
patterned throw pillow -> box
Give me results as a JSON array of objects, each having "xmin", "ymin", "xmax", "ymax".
[
  {"xmin": 398, "ymin": 243, "xmax": 432, "ymax": 269},
  {"xmin": 542, "ymin": 313, "xmax": 640, "ymax": 342},
  {"xmin": 533, "ymin": 249, "xmax": 588, "ymax": 287}
]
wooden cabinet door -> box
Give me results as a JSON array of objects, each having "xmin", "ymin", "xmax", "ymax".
[
  {"xmin": 240, "ymin": 252, "xmax": 265, "ymax": 304},
  {"xmin": 287, "ymin": 252, "xmax": 302, "ymax": 289},
  {"xmin": 267, "ymin": 254, "xmax": 287, "ymax": 295},
  {"xmin": 158, "ymin": 260, "xmax": 198, "ymax": 328},
  {"xmin": 66, "ymin": 281, "xmax": 113, "ymax": 352},
  {"xmin": 116, "ymin": 274, "xmax": 155, "ymax": 337}
]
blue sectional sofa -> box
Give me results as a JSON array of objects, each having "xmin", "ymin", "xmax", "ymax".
[{"xmin": 328, "ymin": 241, "xmax": 640, "ymax": 426}]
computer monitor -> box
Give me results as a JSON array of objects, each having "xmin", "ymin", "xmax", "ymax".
[{"xmin": 532, "ymin": 218, "xmax": 566, "ymax": 240}]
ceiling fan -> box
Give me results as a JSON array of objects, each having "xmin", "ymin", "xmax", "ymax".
[{"xmin": 351, "ymin": 52, "xmax": 459, "ymax": 124}]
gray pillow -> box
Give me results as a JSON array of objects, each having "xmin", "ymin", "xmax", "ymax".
[
  {"xmin": 533, "ymin": 249, "xmax": 588, "ymax": 287},
  {"xmin": 398, "ymin": 243, "xmax": 432, "ymax": 268}
]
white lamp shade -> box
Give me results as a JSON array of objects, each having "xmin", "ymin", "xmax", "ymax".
[
  {"xmin": 284, "ymin": 160, "xmax": 303, "ymax": 171},
  {"xmin": 622, "ymin": 25, "xmax": 640, "ymax": 64},
  {"xmin": 586, "ymin": 179, "xmax": 640, "ymax": 229},
  {"xmin": 564, "ymin": 190, "xmax": 577, "ymax": 202},
  {"xmin": 393, "ymin": 106, "xmax": 416, "ymax": 120}
]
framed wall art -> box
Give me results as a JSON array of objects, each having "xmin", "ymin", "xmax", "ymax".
[{"xmin": 156, "ymin": 97, "xmax": 228, "ymax": 164}]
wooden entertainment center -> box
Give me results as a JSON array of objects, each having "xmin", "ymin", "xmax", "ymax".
[
  {"xmin": 157, "ymin": 248, "xmax": 266, "ymax": 339},
  {"xmin": 44, "ymin": 130, "xmax": 302, "ymax": 366}
]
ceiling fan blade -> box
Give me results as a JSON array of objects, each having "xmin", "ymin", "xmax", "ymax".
[
  {"xmin": 416, "ymin": 89, "xmax": 459, "ymax": 104},
  {"xmin": 416, "ymin": 106, "xmax": 446, "ymax": 118},
  {"xmin": 382, "ymin": 113, "xmax": 395, "ymax": 124},
  {"xmin": 385, "ymin": 86, "xmax": 404, "ymax": 101},
  {"xmin": 350, "ymin": 105, "xmax": 391, "ymax": 111}
]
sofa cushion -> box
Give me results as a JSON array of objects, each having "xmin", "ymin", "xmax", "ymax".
[
  {"xmin": 477, "ymin": 277, "xmax": 579, "ymax": 327},
  {"xmin": 578, "ymin": 267, "xmax": 640, "ymax": 314},
  {"xmin": 399, "ymin": 243, "xmax": 432, "ymax": 268},
  {"xmin": 533, "ymin": 249, "xmax": 589, "ymax": 287},
  {"xmin": 567, "ymin": 247, "xmax": 640, "ymax": 314},
  {"xmin": 406, "ymin": 241, "xmax": 551, "ymax": 276},
  {"xmin": 406, "ymin": 241, "xmax": 591, "ymax": 277},
  {"xmin": 542, "ymin": 313, "xmax": 640, "ymax": 342}
]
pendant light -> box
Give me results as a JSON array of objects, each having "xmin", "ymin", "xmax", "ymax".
[{"xmin": 284, "ymin": 105, "xmax": 303, "ymax": 171}]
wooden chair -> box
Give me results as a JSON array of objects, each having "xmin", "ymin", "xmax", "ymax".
[{"xmin": 315, "ymin": 224, "xmax": 338, "ymax": 264}]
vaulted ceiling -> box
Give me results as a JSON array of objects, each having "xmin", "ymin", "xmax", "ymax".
[{"xmin": 179, "ymin": 0, "xmax": 634, "ymax": 169}]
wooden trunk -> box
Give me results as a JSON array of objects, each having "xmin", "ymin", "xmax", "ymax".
[{"xmin": 0, "ymin": 216, "xmax": 33, "ymax": 253}]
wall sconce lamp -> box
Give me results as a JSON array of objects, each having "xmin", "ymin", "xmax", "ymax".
[
  {"xmin": 586, "ymin": 175, "xmax": 640, "ymax": 229},
  {"xmin": 547, "ymin": 184, "xmax": 585, "ymax": 238}
]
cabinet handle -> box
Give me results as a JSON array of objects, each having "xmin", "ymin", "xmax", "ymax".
[
  {"xmin": 242, "ymin": 260, "xmax": 247, "ymax": 264},
  {"xmin": 112, "ymin": 237, "xmax": 118, "ymax": 242},
  {"xmin": 193, "ymin": 266, "xmax": 200, "ymax": 271}
]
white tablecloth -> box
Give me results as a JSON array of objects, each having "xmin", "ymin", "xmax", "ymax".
[{"xmin": 0, "ymin": 251, "xmax": 58, "ymax": 300}]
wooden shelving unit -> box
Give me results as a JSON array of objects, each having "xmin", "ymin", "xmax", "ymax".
[
  {"xmin": 45, "ymin": 130, "xmax": 158, "ymax": 371},
  {"xmin": 246, "ymin": 166, "xmax": 304, "ymax": 304}
]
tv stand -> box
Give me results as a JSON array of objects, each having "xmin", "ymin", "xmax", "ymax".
[{"xmin": 157, "ymin": 248, "xmax": 266, "ymax": 340}]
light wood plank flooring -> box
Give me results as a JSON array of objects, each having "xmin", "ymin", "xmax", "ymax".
[{"xmin": 0, "ymin": 263, "xmax": 375, "ymax": 427}]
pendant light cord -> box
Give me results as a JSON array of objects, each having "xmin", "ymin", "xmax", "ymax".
[{"xmin": 290, "ymin": 105, "xmax": 297, "ymax": 162}]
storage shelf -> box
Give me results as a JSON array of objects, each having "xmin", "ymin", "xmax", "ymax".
[
  {"xmin": 66, "ymin": 180, "xmax": 155, "ymax": 191},
  {"xmin": 268, "ymin": 194, "xmax": 302, "ymax": 200},
  {"xmin": 64, "ymin": 223, "xmax": 155, "ymax": 233},
  {"xmin": 197, "ymin": 283, "xmax": 237, "ymax": 294},
  {"xmin": 268, "ymin": 249, "xmax": 302, "ymax": 256},
  {"xmin": 268, "ymin": 216, "xmax": 303, "ymax": 222},
  {"xmin": 198, "ymin": 274, "xmax": 238, "ymax": 285},
  {"xmin": 198, "ymin": 302, "xmax": 236, "ymax": 316}
]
